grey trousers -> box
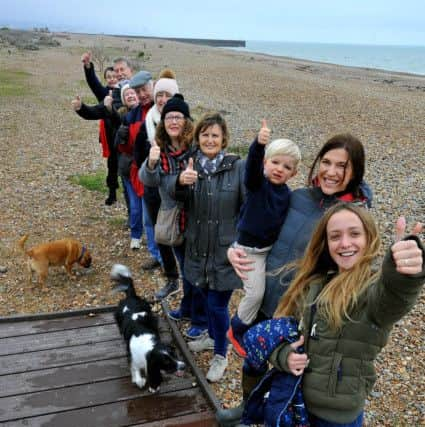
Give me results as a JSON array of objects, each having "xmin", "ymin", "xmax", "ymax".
[{"xmin": 234, "ymin": 242, "xmax": 272, "ymax": 324}]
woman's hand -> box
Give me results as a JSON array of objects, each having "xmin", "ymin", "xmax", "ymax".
[
  {"xmin": 287, "ymin": 335, "xmax": 309, "ymax": 376},
  {"xmin": 179, "ymin": 158, "xmax": 198, "ymax": 186},
  {"xmin": 148, "ymin": 138, "xmax": 161, "ymax": 169},
  {"xmin": 71, "ymin": 95, "xmax": 82, "ymax": 111},
  {"xmin": 227, "ymin": 246, "xmax": 255, "ymax": 280},
  {"xmin": 392, "ymin": 216, "xmax": 423, "ymax": 275},
  {"xmin": 257, "ymin": 119, "xmax": 271, "ymax": 145}
]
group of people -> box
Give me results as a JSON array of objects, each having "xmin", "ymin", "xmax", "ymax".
[{"xmin": 72, "ymin": 53, "xmax": 424, "ymax": 427}]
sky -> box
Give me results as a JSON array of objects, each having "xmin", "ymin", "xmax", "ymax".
[{"xmin": 2, "ymin": 0, "xmax": 425, "ymax": 46}]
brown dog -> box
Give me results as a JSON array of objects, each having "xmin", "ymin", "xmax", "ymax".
[{"xmin": 18, "ymin": 235, "xmax": 92, "ymax": 290}]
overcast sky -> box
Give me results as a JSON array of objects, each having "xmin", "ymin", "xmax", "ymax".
[{"xmin": 3, "ymin": 0, "xmax": 425, "ymax": 46}]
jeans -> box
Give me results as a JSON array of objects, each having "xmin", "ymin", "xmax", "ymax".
[
  {"xmin": 142, "ymin": 198, "xmax": 161, "ymax": 263},
  {"xmin": 122, "ymin": 177, "xmax": 143, "ymax": 239},
  {"xmin": 173, "ymin": 244, "xmax": 207, "ymax": 330},
  {"xmin": 201, "ymin": 288, "xmax": 233, "ymax": 357},
  {"xmin": 309, "ymin": 412, "xmax": 364, "ymax": 427}
]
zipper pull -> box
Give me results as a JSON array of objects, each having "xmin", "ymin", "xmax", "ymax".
[{"xmin": 310, "ymin": 323, "xmax": 319, "ymax": 340}]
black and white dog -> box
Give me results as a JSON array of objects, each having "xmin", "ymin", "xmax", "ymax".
[{"xmin": 111, "ymin": 264, "xmax": 185, "ymax": 392}]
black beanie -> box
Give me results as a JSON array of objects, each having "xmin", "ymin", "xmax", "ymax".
[{"xmin": 161, "ymin": 94, "xmax": 191, "ymax": 121}]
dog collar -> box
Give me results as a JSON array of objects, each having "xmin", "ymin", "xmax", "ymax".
[{"xmin": 78, "ymin": 245, "xmax": 86, "ymax": 263}]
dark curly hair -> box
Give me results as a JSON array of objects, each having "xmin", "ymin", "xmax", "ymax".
[{"xmin": 155, "ymin": 118, "xmax": 194, "ymax": 151}]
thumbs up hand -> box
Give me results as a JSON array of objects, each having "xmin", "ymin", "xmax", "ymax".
[
  {"xmin": 391, "ymin": 216, "xmax": 423, "ymax": 274},
  {"xmin": 148, "ymin": 138, "xmax": 161, "ymax": 169},
  {"xmin": 104, "ymin": 90, "xmax": 113, "ymax": 112},
  {"xmin": 179, "ymin": 158, "xmax": 198, "ymax": 186},
  {"xmin": 71, "ymin": 95, "xmax": 82, "ymax": 111},
  {"xmin": 258, "ymin": 119, "xmax": 271, "ymax": 145}
]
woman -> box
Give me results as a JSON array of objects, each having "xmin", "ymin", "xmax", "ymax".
[
  {"xmin": 139, "ymin": 94, "xmax": 207, "ymax": 339},
  {"xmin": 219, "ymin": 134, "xmax": 373, "ymax": 423},
  {"xmin": 252, "ymin": 203, "xmax": 424, "ymax": 427},
  {"xmin": 172, "ymin": 112, "xmax": 246, "ymax": 382},
  {"xmin": 113, "ymin": 83, "xmax": 160, "ymax": 265},
  {"xmin": 134, "ymin": 69, "xmax": 183, "ymax": 286}
]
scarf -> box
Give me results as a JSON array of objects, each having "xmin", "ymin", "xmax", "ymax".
[
  {"xmin": 160, "ymin": 144, "xmax": 192, "ymax": 175},
  {"xmin": 98, "ymin": 119, "xmax": 110, "ymax": 158},
  {"xmin": 196, "ymin": 150, "xmax": 225, "ymax": 175},
  {"xmin": 145, "ymin": 104, "xmax": 161, "ymax": 144},
  {"xmin": 311, "ymin": 176, "xmax": 369, "ymax": 208}
]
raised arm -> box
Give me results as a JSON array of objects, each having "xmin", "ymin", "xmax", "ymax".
[
  {"xmin": 368, "ymin": 217, "xmax": 424, "ymax": 328},
  {"xmin": 81, "ymin": 51, "xmax": 109, "ymax": 102},
  {"xmin": 244, "ymin": 119, "xmax": 270, "ymax": 191}
]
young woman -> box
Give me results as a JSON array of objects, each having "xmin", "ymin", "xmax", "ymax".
[
  {"xmin": 172, "ymin": 112, "xmax": 246, "ymax": 382},
  {"xmin": 219, "ymin": 134, "xmax": 373, "ymax": 424},
  {"xmin": 139, "ymin": 94, "xmax": 207, "ymax": 339},
  {"xmin": 262, "ymin": 203, "xmax": 424, "ymax": 426}
]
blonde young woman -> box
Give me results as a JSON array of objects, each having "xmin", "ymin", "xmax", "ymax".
[{"xmin": 243, "ymin": 203, "xmax": 424, "ymax": 427}]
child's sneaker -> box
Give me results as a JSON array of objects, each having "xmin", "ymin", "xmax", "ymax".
[{"xmin": 227, "ymin": 326, "xmax": 247, "ymax": 358}]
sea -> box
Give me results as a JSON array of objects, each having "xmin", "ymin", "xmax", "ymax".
[{"xmin": 234, "ymin": 41, "xmax": 425, "ymax": 76}]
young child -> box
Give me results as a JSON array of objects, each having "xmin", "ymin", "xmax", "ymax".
[{"xmin": 227, "ymin": 120, "xmax": 301, "ymax": 357}]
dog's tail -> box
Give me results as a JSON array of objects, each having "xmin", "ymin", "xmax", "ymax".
[
  {"xmin": 110, "ymin": 264, "xmax": 137, "ymax": 297},
  {"xmin": 18, "ymin": 235, "xmax": 29, "ymax": 255}
]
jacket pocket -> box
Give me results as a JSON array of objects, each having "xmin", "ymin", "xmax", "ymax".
[{"xmin": 328, "ymin": 352, "xmax": 343, "ymax": 397}]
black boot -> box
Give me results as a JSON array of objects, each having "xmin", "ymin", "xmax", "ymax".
[
  {"xmin": 105, "ymin": 188, "xmax": 117, "ymax": 205},
  {"xmin": 215, "ymin": 368, "xmax": 265, "ymax": 426}
]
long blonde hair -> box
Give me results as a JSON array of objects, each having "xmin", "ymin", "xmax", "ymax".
[{"xmin": 274, "ymin": 203, "xmax": 381, "ymax": 330}]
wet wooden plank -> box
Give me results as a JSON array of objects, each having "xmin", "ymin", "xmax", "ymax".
[
  {"xmin": 134, "ymin": 412, "xmax": 218, "ymax": 427},
  {"xmin": 0, "ymin": 324, "xmax": 172, "ymax": 357},
  {"xmin": 0, "ymin": 338, "xmax": 126, "ymax": 375},
  {"xmin": 0, "ymin": 377, "xmax": 197, "ymax": 423},
  {"xmin": 0, "ymin": 324, "xmax": 119, "ymax": 356},
  {"xmin": 0, "ymin": 312, "xmax": 115, "ymax": 338},
  {"xmin": 0, "ymin": 357, "xmax": 129, "ymax": 397},
  {"xmin": 2, "ymin": 390, "xmax": 214, "ymax": 427}
]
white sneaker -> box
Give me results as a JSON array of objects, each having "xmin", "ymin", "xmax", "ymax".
[
  {"xmin": 206, "ymin": 354, "xmax": 228, "ymax": 382},
  {"xmin": 188, "ymin": 335, "xmax": 214, "ymax": 352},
  {"xmin": 130, "ymin": 238, "xmax": 141, "ymax": 250}
]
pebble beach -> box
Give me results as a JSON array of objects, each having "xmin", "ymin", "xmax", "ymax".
[{"xmin": 0, "ymin": 32, "xmax": 424, "ymax": 425}]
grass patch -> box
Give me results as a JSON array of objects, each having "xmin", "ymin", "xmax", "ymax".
[
  {"xmin": 0, "ymin": 69, "xmax": 31, "ymax": 97},
  {"xmin": 69, "ymin": 170, "xmax": 107, "ymax": 193},
  {"xmin": 108, "ymin": 216, "xmax": 128, "ymax": 227}
]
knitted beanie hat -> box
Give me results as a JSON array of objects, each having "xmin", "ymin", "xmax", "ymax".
[
  {"xmin": 154, "ymin": 78, "xmax": 179, "ymax": 100},
  {"xmin": 161, "ymin": 94, "xmax": 191, "ymax": 121},
  {"xmin": 120, "ymin": 83, "xmax": 131, "ymax": 105},
  {"xmin": 154, "ymin": 68, "xmax": 179, "ymax": 100}
]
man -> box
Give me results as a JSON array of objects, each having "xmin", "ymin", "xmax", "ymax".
[{"xmin": 78, "ymin": 53, "xmax": 134, "ymax": 205}]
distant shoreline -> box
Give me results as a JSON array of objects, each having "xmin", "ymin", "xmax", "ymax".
[{"xmin": 98, "ymin": 33, "xmax": 244, "ymax": 48}]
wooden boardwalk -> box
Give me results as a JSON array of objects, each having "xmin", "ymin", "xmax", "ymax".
[{"xmin": 0, "ymin": 306, "xmax": 220, "ymax": 426}]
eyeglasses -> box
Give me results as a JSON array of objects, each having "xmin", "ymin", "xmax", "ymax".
[{"xmin": 164, "ymin": 115, "xmax": 185, "ymax": 123}]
